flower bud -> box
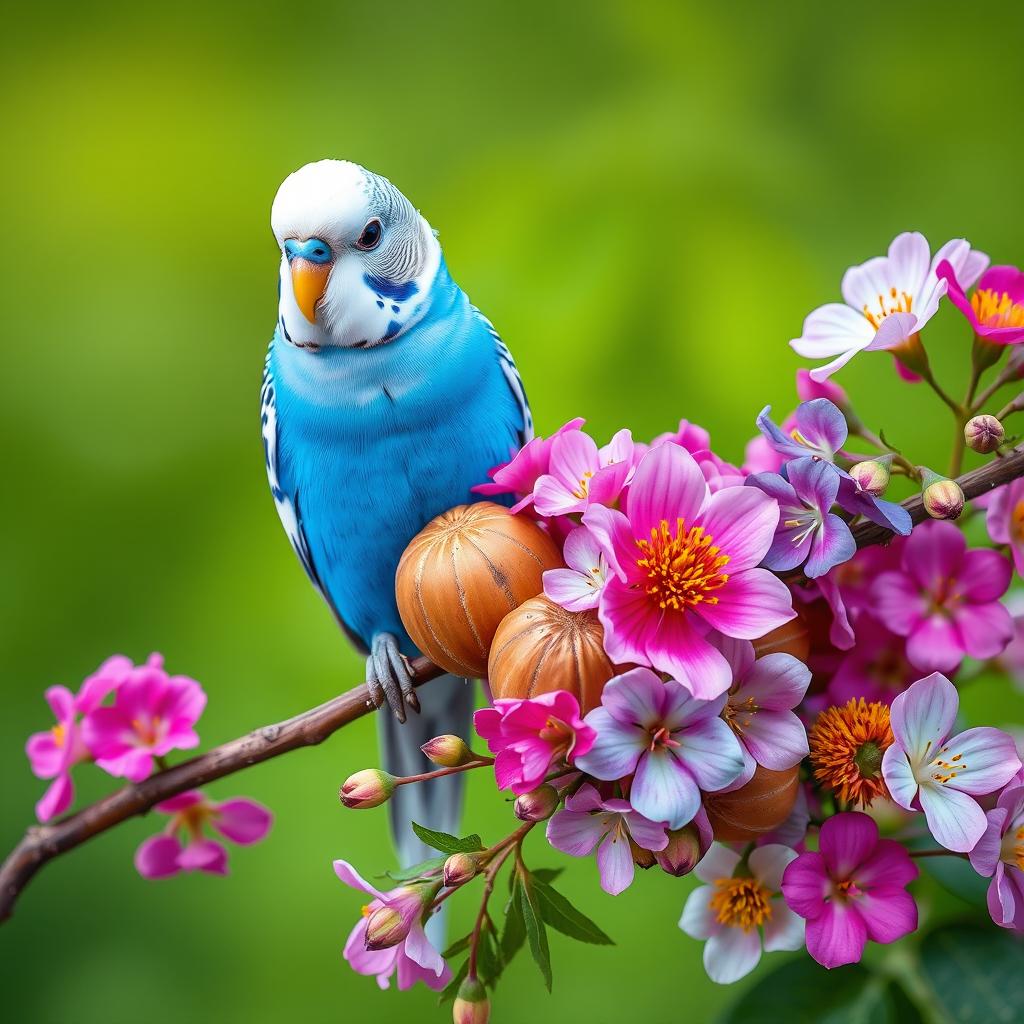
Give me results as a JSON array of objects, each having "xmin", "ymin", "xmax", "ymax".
[
  {"xmin": 964, "ymin": 414, "xmax": 1004, "ymax": 454},
  {"xmin": 848, "ymin": 455, "xmax": 892, "ymax": 497},
  {"xmin": 363, "ymin": 883, "xmax": 433, "ymax": 950},
  {"xmin": 513, "ymin": 784, "xmax": 559, "ymax": 822},
  {"xmin": 453, "ymin": 976, "xmax": 490, "ymax": 1024},
  {"xmin": 920, "ymin": 469, "xmax": 965, "ymax": 521},
  {"xmin": 443, "ymin": 852, "xmax": 480, "ymax": 888},
  {"xmin": 628, "ymin": 836, "xmax": 657, "ymax": 869},
  {"xmin": 421, "ymin": 734, "xmax": 476, "ymax": 768},
  {"xmin": 339, "ymin": 768, "xmax": 396, "ymax": 809},
  {"xmin": 655, "ymin": 824, "xmax": 706, "ymax": 877}
]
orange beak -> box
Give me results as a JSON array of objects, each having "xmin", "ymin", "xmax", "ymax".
[{"xmin": 290, "ymin": 258, "xmax": 332, "ymax": 323}]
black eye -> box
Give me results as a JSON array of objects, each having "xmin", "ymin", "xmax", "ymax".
[{"xmin": 355, "ymin": 219, "xmax": 382, "ymax": 251}]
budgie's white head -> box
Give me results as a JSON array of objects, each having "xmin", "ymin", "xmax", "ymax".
[{"xmin": 271, "ymin": 160, "xmax": 440, "ymax": 351}]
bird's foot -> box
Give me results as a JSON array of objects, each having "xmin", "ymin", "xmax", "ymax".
[{"xmin": 365, "ymin": 633, "xmax": 419, "ymax": 723}]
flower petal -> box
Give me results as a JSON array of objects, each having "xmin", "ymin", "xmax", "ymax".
[
  {"xmin": 627, "ymin": 443, "xmax": 708, "ymax": 540},
  {"xmin": 596, "ymin": 829, "xmax": 635, "ymax": 895},
  {"xmin": 679, "ymin": 886, "xmax": 720, "ymax": 940},
  {"xmin": 574, "ymin": 707, "xmax": 645, "ymax": 781},
  {"xmin": 333, "ymin": 859, "xmax": 386, "ymax": 900},
  {"xmin": 938, "ymin": 727, "xmax": 1023, "ymax": 797},
  {"xmin": 545, "ymin": 809, "xmax": 606, "ymax": 858},
  {"xmin": 134, "ymin": 834, "xmax": 184, "ymax": 879},
  {"xmin": 631, "ymin": 749, "xmax": 701, "ymax": 829},
  {"xmin": 762, "ymin": 897, "xmax": 806, "ymax": 952},
  {"xmin": 695, "ymin": 843, "xmax": 741, "ymax": 884},
  {"xmin": 697, "ymin": 486, "xmax": 780, "ymax": 573},
  {"xmin": 211, "ymin": 798, "xmax": 273, "ymax": 845},
  {"xmin": 749, "ymin": 844, "xmax": 799, "ymax": 891},
  {"xmin": 918, "ymin": 783, "xmax": 988, "ymax": 853},
  {"xmin": 805, "ymin": 904, "xmax": 868, "ymax": 968},
  {"xmin": 889, "ymin": 672, "xmax": 957, "ymax": 756},
  {"xmin": 696, "ymin": 568, "xmax": 796, "ymax": 641},
  {"xmin": 819, "ymin": 812, "xmax": 878, "ymax": 879},
  {"xmin": 781, "ymin": 851, "xmax": 829, "ymax": 918},
  {"xmin": 703, "ymin": 926, "xmax": 762, "ymax": 984},
  {"xmin": 675, "ymin": 716, "xmax": 746, "ymax": 793}
]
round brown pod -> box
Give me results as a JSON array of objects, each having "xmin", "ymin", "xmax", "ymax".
[
  {"xmin": 752, "ymin": 610, "xmax": 811, "ymax": 663},
  {"xmin": 395, "ymin": 503, "xmax": 562, "ymax": 677},
  {"xmin": 704, "ymin": 765, "xmax": 800, "ymax": 842}
]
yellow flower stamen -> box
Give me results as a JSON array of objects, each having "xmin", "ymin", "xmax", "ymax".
[
  {"xmin": 972, "ymin": 288, "xmax": 1024, "ymax": 330},
  {"xmin": 709, "ymin": 877, "xmax": 773, "ymax": 931},
  {"xmin": 809, "ymin": 698, "xmax": 894, "ymax": 808},
  {"xmin": 634, "ymin": 519, "xmax": 729, "ymax": 612},
  {"xmin": 862, "ymin": 286, "xmax": 914, "ymax": 331},
  {"xmin": 51, "ymin": 723, "xmax": 66, "ymax": 748}
]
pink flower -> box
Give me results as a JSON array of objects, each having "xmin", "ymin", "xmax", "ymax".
[
  {"xmin": 25, "ymin": 654, "xmax": 137, "ymax": 822},
  {"xmin": 545, "ymin": 783, "xmax": 669, "ymax": 895},
  {"xmin": 543, "ymin": 525, "xmax": 609, "ymax": 611},
  {"xmin": 969, "ymin": 772, "xmax": 1024, "ymax": 930},
  {"xmin": 680, "ymin": 843, "xmax": 804, "ymax": 983},
  {"xmin": 715, "ymin": 638, "xmax": 811, "ymax": 790},
  {"xmin": 584, "ymin": 443, "xmax": 795, "ymax": 699},
  {"xmin": 937, "ymin": 261, "xmax": 1024, "ymax": 345},
  {"xmin": 828, "ymin": 614, "xmax": 914, "ymax": 706},
  {"xmin": 986, "ymin": 478, "xmax": 1024, "ymax": 578},
  {"xmin": 474, "ymin": 690, "xmax": 595, "ymax": 796},
  {"xmin": 795, "ymin": 368, "xmax": 848, "ymax": 406},
  {"xmin": 472, "ymin": 417, "xmax": 585, "ymax": 512},
  {"xmin": 576, "ymin": 668, "xmax": 745, "ymax": 828},
  {"xmin": 532, "ymin": 427, "xmax": 636, "ymax": 517},
  {"xmin": 741, "ymin": 434, "xmax": 784, "ymax": 476},
  {"xmin": 881, "ymin": 673, "xmax": 1022, "ymax": 852},
  {"xmin": 790, "ymin": 231, "xmax": 987, "ymax": 381},
  {"xmin": 135, "ymin": 790, "xmax": 272, "ymax": 878},
  {"xmin": 333, "ymin": 860, "xmax": 450, "ymax": 991},
  {"xmin": 81, "ymin": 659, "xmax": 206, "ymax": 782},
  {"xmin": 650, "ymin": 418, "xmax": 711, "ymax": 453},
  {"xmin": 782, "ymin": 812, "xmax": 918, "ymax": 969},
  {"xmin": 690, "ymin": 449, "xmax": 745, "ymax": 493},
  {"xmin": 871, "ymin": 520, "xmax": 1013, "ymax": 674}
]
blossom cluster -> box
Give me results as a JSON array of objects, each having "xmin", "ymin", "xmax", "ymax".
[
  {"xmin": 25, "ymin": 654, "xmax": 271, "ymax": 877},
  {"xmin": 332, "ymin": 230, "xmax": 1024, "ymax": 1019}
]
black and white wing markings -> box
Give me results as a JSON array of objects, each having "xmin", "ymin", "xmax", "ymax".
[
  {"xmin": 260, "ymin": 344, "xmax": 323, "ymax": 598},
  {"xmin": 471, "ymin": 306, "xmax": 534, "ymax": 447}
]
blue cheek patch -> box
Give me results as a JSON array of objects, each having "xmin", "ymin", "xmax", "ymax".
[{"xmin": 363, "ymin": 273, "xmax": 419, "ymax": 302}]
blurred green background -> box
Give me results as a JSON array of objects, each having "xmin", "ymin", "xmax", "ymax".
[{"xmin": 3, "ymin": 1, "xmax": 1024, "ymax": 1021}]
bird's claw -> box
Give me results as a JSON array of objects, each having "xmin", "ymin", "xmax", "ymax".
[{"xmin": 366, "ymin": 634, "xmax": 419, "ymax": 723}]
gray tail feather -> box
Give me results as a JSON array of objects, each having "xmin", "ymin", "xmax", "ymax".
[{"xmin": 378, "ymin": 673, "xmax": 475, "ymax": 948}]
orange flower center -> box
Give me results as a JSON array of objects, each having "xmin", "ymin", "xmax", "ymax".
[
  {"xmin": 1012, "ymin": 500, "xmax": 1024, "ymax": 545},
  {"xmin": 809, "ymin": 698, "xmax": 894, "ymax": 808},
  {"xmin": 971, "ymin": 288, "xmax": 1024, "ymax": 330},
  {"xmin": 634, "ymin": 519, "xmax": 729, "ymax": 612},
  {"xmin": 862, "ymin": 286, "xmax": 913, "ymax": 330},
  {"xmin": 724, "ymin": 695, "xmax": 759, "ymax": 738},
  {"xmin": 131, "ymin": 715, "xmax": 163, "ymax": 746},
  {"xmin": 1015, "ymin": 826, "xmax": 1024, "ymax": 872},
  {"xmin": 709, "ymin": 877, "xmax": 773, "ymax": 931},
  {"xmin": 51, "ymin": 723, "xmax": 66, "ymax": 748}
]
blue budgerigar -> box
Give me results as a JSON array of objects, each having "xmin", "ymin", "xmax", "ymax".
[{"xmin": 261, "ymin": 160, "xmax": 531, "ymax": 865}]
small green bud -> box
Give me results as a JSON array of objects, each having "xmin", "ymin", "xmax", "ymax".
[
  {"xmin": 920, "ymin": 468, "xmax": 965, "ymax": 521},
  {"xmin": 339, "ymin": 768, "xmax": 396, "ymax": 808},
  {"xmin": 964, "ymin": 414, "xmax": 1004, "ymax": 454},
  {"xmin": 442, "ymin": 852, "xmax": 480, "ymax": 887},
  {"xmin": 453, "ymin": 976, "xmax": 490, "ymax": 1024},
  {"xmin": 420, "ymin": 734, "xmax": 475, "ymax": 768},
  {"xmin": 849, "ymin": 455, "xmax": 892, "ymax": 497}
]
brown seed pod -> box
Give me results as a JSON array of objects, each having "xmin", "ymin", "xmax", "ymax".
[
  {"xmin": 488, "ymin": 596, "xmax": 615, "ymax": 713},
  {"xmin": 395, "ymin": 503, "xmax": 562, "ymax": 677},
  {"xmin": 752, "ymin": 610, "xmax": 810, "ymax": 663},
  {"xmin": 704, "ymin": 765, "xmax": 800, "ymax": 842}
]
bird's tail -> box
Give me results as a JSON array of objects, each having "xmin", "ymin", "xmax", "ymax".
[{"xmin": 377, "ymin": 671, "xmax": 475, "ymax": 867}]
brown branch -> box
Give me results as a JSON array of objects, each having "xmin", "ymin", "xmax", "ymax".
[
  {"xmin": 0, "ymin": 657, "xmax": 443, "ymax": 923},
  {"xmin": 3, "ymin": 446, "xmax": 1024, "ymax": 924}
]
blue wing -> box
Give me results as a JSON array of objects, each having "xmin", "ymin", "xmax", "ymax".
[{"xmin": 471, "ymin": 305, "xmax": 533, "ymax": 449}]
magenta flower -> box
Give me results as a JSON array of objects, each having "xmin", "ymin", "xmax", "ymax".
[
  {"xmin": 986, "ymin": 478, "xmax": 1024, "ymax": 578},
  {"xmin": 542, "ymin": 525, "xmax": 609, "ymax": 611},
  {"xmin": 333, "ymin": 860, "xmax": 450, "ymax": 991},
  {"xmin": 583, "ymin": 443, "xmax": 794, "ymax": 699},
  {"xmin": 782, "ymin": 812, "xmax": 918, "ymax": 969},
  {"xmin": 680, "ymin": 843, "xmax": 804, "ymax": 984},
  {"xmin": 746, "ymin": 459, "xmax": 855, "ymax": 579},
  {"xmin": 715, "ymin": 639, "xmax": 811, "ymax": 790},
  {"xmin": 576, "ymin": 668, "xmax": 744, "ymax": 827},
  {"xmin": 545, "ymin": 783, "xmax": 669, "ymax": 895},
  {"xmin": 135, "ymin": 790, "xmax": 272, "ymax": 879},
  {"xmin": 532, "ymin": 426, "xmax": 635, "ymax": 517},
  {"xmin": 690, "ymin": 449, "xmax": 746, "ymax": 493},
  {"xmin": 472, "ymin": 417, "xmax": 585, "ymax": 513},
  {"xmin": 871, "ymin": 520, "xmax": 1013, "ymax": 674},
  {"xmin": 881, "ymin": 672, "xmax": 1022, "ymax": 852},
  {"xmin": 790, "ymin": 231, "xmax": 987, "ymax": 381},
  {"xmin": 650, "ymin": 418, "xmax": 711, "ymax": 453},
  {"xmin": 25, "ymin": 653, "xmax": 137, "ymax": 822},
  {"xmin": 796, "ymin": 369, "xmax": 848, "ymax": 406},
  {"xmin": 937, "ymin": 260, "xmax": 1024, "ymax": 345},
  {"xmin": 969, "ymin": 771, "xmax": 1024, "ymax": 931},
  {"xmin": 474, "ymin": 690, "xmax": 595, "ymax": 796},
  {"xmin": 82, "ymin": 658, "xmax": 206, "ymax": 782},
  {"xmin": 829, "ymin": 614, "xmax": 913, "ymax": 706}
]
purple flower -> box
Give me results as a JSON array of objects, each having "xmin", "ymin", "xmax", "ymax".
[
  {"xmin": 757, "ymin": 399, "xmax": 848, "ymax": 462},
  {"xmin": 545, "ymin": 783, "xmax": 668, "ymax": 895},
  {"xmin": 881, "ymin": 673, "xmax": 1022, "ymax": 852},
  {"xmin": 835, "ymin": 473, "xmax": 912, "ymax": 536},
  {"xmin": 474, "ymin": 691, "xmax": 595, "ymax": 796},
  {"xmin": 746, "ymin": 459, "xmax": 855, "ymax": 578},
  {"xmin": 985, "ymin": 478, "xmax": 1024, "ymax": 578},
  {"xmin": 135, "ymin": 790, "xmax": 272, "ymax": 879},
  {"xmin": 871, "ymin": 520, "xmax": 1013, "ymax": 674},
  {"xmin": 680, "ymin": 843, "xmax": 804, "ymax": 984},
  {"xmin": 575, "ymin": 668, "xmax": 744, "ymax": 828},
  {"xmin": 715, "ymin": 638, "xmax": 811, "ymax": 790},
  {"xmin": 969, "ymin": 771, "xmax": 1024, "ymax": 931},
  {"xmin": 542, "ymin": 526, "xmax": 609, "ymax": 611},
  {"xmin": 333, "ymin": 860, "xmax": 450, "ymax": 991},
  {"xmin": 782, "ymin": 812, "xmax": 918, "ymax": 968},
  {"xmin": 829, "ymin": 614, "xmax": 914, "ymax": 706}
]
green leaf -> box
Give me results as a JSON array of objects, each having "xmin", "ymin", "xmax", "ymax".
[
  {"xmin": 500, "ymin": 881, "xmax": 527, "ymax": 963},
  {"xmin": 531, "ymin": 878, "xmax": 613, "ymax": 945},
  {"xmin": 382, "ymin": 855, "xmax": 446, "ymax": 882},
  {"xmin": 411, "ymin": 822, "xmax": 484, "ymax": 855},
  {"xmin": 919, "ymin": 921, "xmax": 1024, "ymax": 1024},
  {"xmin": 518, "ymin": 871, "xmax": 552, "ymax": 991},
  {"xmin": 718, "ymin": 958, "xmax": 896, "ymax": 1023},
  {"xmin": 437, "ymin": 958, "xmax": 469, "ymax": 1006},
  {"xmin": 477, "ymin": 922, "xmax": 502, "ymax": 984},
  {"xmin": 531, "ymin": 867, "xmax": 564, "ymax": 884},
  {"xmin": 442, "ymin": 932, "xmax": 472, "ymax": 960}
]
